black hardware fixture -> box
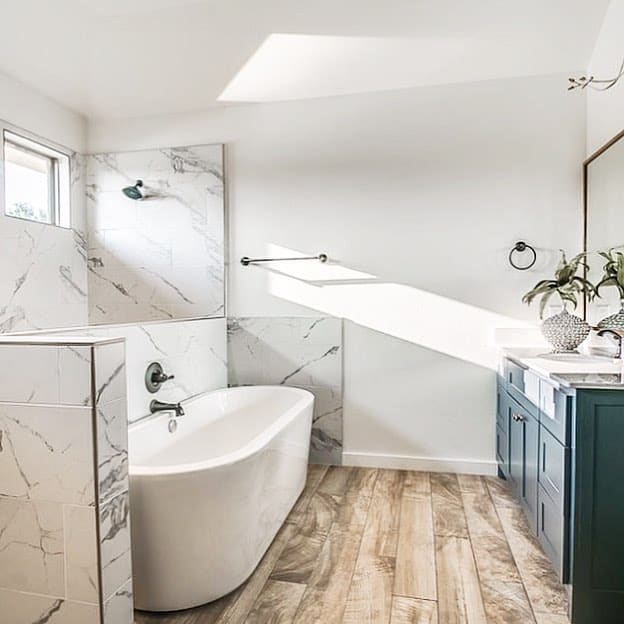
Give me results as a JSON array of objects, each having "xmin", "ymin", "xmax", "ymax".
[
  {"xmin": 568, "ymin": 56, "xmax": 624, "ymax": 92},
  {"xmin": 508, "ymin": 241, "xmax": 537, "ymax": 271},
  {"xmin": 150, "ymin": 399, "xmax": 185, "ymax": 418},
  {"xmin": 241, "ymin": 253, "xmax": 328, "ymax": 266},
  {"xmin": 122, "ymin": 179, "xmax": 145, "ymax": 200},
  {"xmin": 145, "ymin": 362, "xmax": 175, "ymax": 394}
]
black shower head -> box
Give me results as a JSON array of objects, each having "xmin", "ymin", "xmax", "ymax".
[{"xmin": 122, "ymin": 179, "xmax": 144, "ymax": 200}]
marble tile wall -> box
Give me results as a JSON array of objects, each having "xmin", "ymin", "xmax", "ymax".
[
  {"xmin": 86, "ymin": 145, "xmax": 225, "ymax": 325},
  {"xmin": 227, "ymin": 317, "xmax": 343, "ymax": 464},
  {"xmin": 0, "ymin": 152, "xmax": 88, "ymax": 333},
  {"xmin": 55, "ymin": 317, "xmax": 227, "ymax": 422},
  {"xmin": 94, "ymin": 341, "xmax": 133, "ymax": 623},
  {"xmin": 0, "ymin": 338, "xmax": 133, "ymax": 624}
]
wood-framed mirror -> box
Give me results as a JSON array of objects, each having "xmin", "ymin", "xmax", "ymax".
[{"xmin": 583, "ymin": 129, "xmax": 624, "ymax": 325}]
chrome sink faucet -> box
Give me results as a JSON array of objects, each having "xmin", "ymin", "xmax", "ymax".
[
  {"xmin": 596, "ymin": 329, "xmax": 623, "ymax": 359},
  {"xmin": 150, "ymin": 399, "xmax": 185, "ymax": 417}
]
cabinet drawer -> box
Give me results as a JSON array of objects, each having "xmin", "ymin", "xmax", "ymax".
[
  {"xmin": 539, "ymin": 425, "xmax": 569, "ymax": 513},
  {"xmin": 505, "ymin": 359, "xmax": 525, "ymax": 394},
  {"xmin": 505, "ymin": 360, "xmax": 539, "ymax": 418},
  {"xmin": 538, "ymin": 484, "xmax": 568, "ymax": 581},
  {"xmin": 496, "ymin": 424, "xmax": 509, "ymax": 475},
  {"xmin": 540, "ymin": 382, "xmax": 571, "ymax": 445},
  {"xmin": 524, "ymin": 370, "xmax": 540, "ymax": 408}
]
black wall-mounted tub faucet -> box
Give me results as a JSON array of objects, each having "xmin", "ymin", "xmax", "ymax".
[{"xmin": 149, "ymin": 399, "xmax": 185, "ymax": 418}]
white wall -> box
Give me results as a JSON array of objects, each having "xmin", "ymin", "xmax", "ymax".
[
  {"xmin": 88, "ymin": 74, "xmax": 586, "ymax": 473},
  {"xmin": 587, "ymin": 0, "xmax": 624, "ymax": 154},
  {"xmin": 0, "ymin": 70, "xmax": 85, "ymax": 152}
]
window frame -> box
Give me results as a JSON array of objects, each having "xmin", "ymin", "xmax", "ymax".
[{"xmin": 1, "ymin": 122, "xmax": 73, "ymax": 229}]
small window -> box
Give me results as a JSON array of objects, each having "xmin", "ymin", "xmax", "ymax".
[{"xmin": 3, "ymin": 130, "xmax": 71, "ymax": 228}]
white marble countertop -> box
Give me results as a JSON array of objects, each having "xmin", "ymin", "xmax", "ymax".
[{"xmin": 501, "ymin": 347, "xmax": 624, "ymax": 389}]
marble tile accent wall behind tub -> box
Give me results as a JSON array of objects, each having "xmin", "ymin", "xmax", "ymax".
[
  {"xmin": 86, "ymin": 145, "xmax": 225, "ymax": 325},
  {"xmin": 50, "ymin": 317, "xmax": 227, "ymax": 423},
  {"xmin": 227, "ymin": 317, "xmax": 343, "ymax": 465},
  {"xmin": 0, "ymin": 338, "xmax": 132, "ymax": 623}
]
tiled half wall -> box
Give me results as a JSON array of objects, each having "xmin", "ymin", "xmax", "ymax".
[
  {"xmin": 0, "ymin": 337, "xmax": 132, "ymax": 623},
  {"xmin": 56, "ymin": 317, "xmax": 227, "ymax": 423},
  {"xmin": 227, "ymin": 317, "xmax": 343, "ymax": 464}
]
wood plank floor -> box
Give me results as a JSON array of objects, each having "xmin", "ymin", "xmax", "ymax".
[{"xmin": 134, "ymin": 467, "xmax": 570, "ymax": 624}]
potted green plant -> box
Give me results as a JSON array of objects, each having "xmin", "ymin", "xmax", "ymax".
[
  {"xmin": 595, "ymin": 248, "xmax": 624, "ymax": 329},
  {"xmin": 522, "ymin": 250, "xmax": 594, "ymax": 352}
]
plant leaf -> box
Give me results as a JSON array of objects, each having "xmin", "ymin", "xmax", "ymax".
[{"xmin": 539, "ymin": 289, "xmax": 555, "ymax": 319}]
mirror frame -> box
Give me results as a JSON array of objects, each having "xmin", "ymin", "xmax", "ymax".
[{"xmin": 582, "ymin": 128, "xmax": 624, "ymax": 319}]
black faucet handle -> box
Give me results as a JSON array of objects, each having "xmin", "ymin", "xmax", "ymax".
[
  {"xmin": 145, "ymin": 362, "xmax": 175, "ymax": 393},
  {"xmin": 152, "ymin": 370, "xmax": 175, "ymax": 383}
]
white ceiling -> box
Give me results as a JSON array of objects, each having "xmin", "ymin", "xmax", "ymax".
[{"xmin": 0, "ymin": 0, "xmax": 610, "ymax": 120}]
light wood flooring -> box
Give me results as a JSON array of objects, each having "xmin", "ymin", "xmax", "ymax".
[{"xmin": 135, "ymin": 466, "xmax": 570, "ymax": 624}]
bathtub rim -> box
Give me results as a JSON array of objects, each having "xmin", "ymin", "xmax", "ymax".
[{"xmin": 129, "ymin": 385, "xmax": 314, "ymax": 477}]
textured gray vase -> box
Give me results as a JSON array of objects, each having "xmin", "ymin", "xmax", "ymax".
[
  {"xmin": 541, "ymin": 308, "xmax": 591, "ymax": 353},
  {"xmin": 597, "ymin": 302, "xmax": 624, "ymax": 331}
]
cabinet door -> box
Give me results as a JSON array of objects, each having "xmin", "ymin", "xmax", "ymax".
[
  {"xmin": 508, "ymin": 400, "xmax": 523, "ymax": 498},
  {"xmin": 508, "ymin": 397, "xmax": 539, "ymax": 533},
  {"xmin": 538, "ymin": 484, "xmax": 567, "ymax": 581},
  {"xmin": 496, "ymin": 425, "xmax": 509, "ymax": 477},
  {"xmin": 572, "ymin": 390, "xmax": 624, "ymax": 623},
  {"xmin": 522, "ymin": 411, "xmax": 539, "ymax": 533},
  {"xmin": 496, "ymin": 380, "xmax": 508, "ymax": 434},
  {"xmin": 539, "ymin": 425, "xmax": 569, "ymax": 512},
  {"xmin": 496, "ymin": 382, "xmax": 509, "ymax": 477}
]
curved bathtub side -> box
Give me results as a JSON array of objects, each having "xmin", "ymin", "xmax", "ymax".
[{"xmin": 130, "ymin": 394, "xmax": 312, "ymax": 611}]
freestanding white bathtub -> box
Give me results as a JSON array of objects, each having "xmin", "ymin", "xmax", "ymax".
[{"xmin": 128, "ymin": 385, "xmax": 314, "ymax": 612}]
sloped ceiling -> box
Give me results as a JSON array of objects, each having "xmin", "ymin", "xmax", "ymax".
[{"xmin": 0, "ymin": 0, "xmax": 610, "ymax": 119}]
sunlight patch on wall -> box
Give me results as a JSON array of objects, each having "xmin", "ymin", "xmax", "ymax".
[{"xmin": 264, "ymin": 245, "xmax": 532, "ymax": 370}]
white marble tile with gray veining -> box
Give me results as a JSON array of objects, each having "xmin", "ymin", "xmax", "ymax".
[
  {"xmin": 307, "ymin": 385, "xmax": 343, "ymax": 465},
  {"xmin": 47, "ymin": 317, "xmax": 227, "ymax": 422},
  {"xmin": 0, "ymin": 588, "xmax": 100, "ymax": 624},
  {"xmin": 0, "ymin": 497, "xmax": 64, "ymax": 595},
  {"xmin": 58, "ymin": 345, "xmax": 93, "ymax": 406},
  {"xmin": 227, "ymin": 316, "xmax": 343, "ymax": 464},
  {"xmin": 103, "ymin": 578, "xmax": 134, "ymax": 624},
  {"xmin": 64, "ymin": 504, "xmax": 99, "ymax": 603},
  {"xmin": 86, "ymin": 144, "xmax": 224, "ymax": 325},
  {"xmin": 94, "ymin": 341, "xmax": 126, "ymax": 405},
  {"xmin": 0, "ymin": 344, "xmax": 92, "ymax": 407},
  {"xmin": 97, "ymin": 398, "xmax": 129, "ymax": 504},
  {"xmin": 0, "ymin": 404, "xmax": 94, "ymax": 504},
  {"xmin": 0, "ymin": 345, "xmax": 60, "ymax": 403},
  {"xmin": 99, "ymin": 490, "xmax": 132, "ymax": 601}
]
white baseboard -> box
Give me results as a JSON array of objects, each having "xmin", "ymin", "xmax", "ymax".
[{"xmin": 342, "ymin": 451, "xmax": 497, "ymax": 476}]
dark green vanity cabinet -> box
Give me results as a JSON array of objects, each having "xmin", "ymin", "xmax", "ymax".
[
  {"xmin": 497, "ymin": 358, "xmax": 624, "ymax": 623},
  {"xmin": 497, "ymin": 369, "xmax": 541, "ymax": 535},
  {"xmin": 571, "ymin": 390, "xmax": 624, "ymax": 624}
]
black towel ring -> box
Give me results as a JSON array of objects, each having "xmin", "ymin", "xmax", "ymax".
[{"xmin": 509, "ymin": 241, "xmax": 536, "ymax": 270}]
